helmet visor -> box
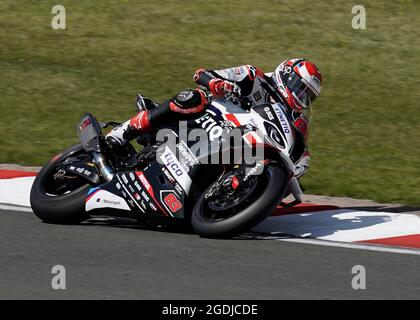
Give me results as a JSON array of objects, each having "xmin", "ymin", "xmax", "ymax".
[{"xmin": 282, "ymin": 72, "xmax": 317, "ymax": 110}]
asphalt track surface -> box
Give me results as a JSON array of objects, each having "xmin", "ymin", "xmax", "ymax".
[{"xmin": 1, "ymin": 208, "xmax": 420, "ymax": 300}]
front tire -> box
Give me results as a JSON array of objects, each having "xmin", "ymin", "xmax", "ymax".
[
  {"xmin": 192, "ymin": 164, "xmax": 288, "ymax": 238},
  {"xmin": 30, "ymin": 144, "xmax": 91, "ymax": 224}
]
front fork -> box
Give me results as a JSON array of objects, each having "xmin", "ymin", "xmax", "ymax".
[
  {"xmin": 205, "ymin": 161, "xmax": 269, "ymax": 199},
  {"xmin": 229, "ymin": 161, "xmax": 304, "ymax": 208}
]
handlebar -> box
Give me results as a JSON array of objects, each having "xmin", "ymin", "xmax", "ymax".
[{"xmin": 205, "ymin": 89, "xmax": 254, "ymax": 110}]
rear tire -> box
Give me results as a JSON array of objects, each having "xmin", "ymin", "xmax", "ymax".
[
  {"xmin": 30, "ymin": 144, "xmax": 91, "ymax": 224},
  {"xmin": 192, "ymin": 164, "xmax": 287, "ymax": 238}
]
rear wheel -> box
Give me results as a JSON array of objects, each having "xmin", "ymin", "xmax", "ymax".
[
  {"xmin": 30, "ymin": 144, "xmax": 93, "ymax": 224},
  {"xmin": 192, "ymin": 164, "xmax": 288, "ymax": 238}
]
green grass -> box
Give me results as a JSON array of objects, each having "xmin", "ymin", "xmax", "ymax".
[{"xmin": 1, "ymin": 0, "xmax": 420, "ymax": 205}]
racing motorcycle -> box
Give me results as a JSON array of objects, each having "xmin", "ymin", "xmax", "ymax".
[{"xmin": 30, "ymin": 95, "xmax": 305, "ymax": 237}]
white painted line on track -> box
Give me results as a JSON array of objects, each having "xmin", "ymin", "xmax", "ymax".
[
  {"xmin": 0, "ymin": 202, "xmax": 32, "ymax": 213},
  {"xmin": 0, "ymin": 176, "xmax": 34, "ymax": 207},
  {"xmin": 279, "ymin": 238, "xmax": 420, "ymax": 256},
  {"xmin": 253, "ymin": 210, "xmax": 420, "ymax": 242}
]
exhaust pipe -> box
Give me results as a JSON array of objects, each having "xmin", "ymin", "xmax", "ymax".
[{"xmin": 92, "ymin": 152, "xmax": 114, "ymax": 182}]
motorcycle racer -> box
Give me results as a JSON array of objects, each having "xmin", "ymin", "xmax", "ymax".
[{"xmin": 106, "ymin": 58, "xmax": 322, "ymax": 178}]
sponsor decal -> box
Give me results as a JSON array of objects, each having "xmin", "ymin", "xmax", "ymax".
[
  {"xmin": 128, "ymin": 184, "xmax": 135, "ymax": 193},
  {"xmin": 162, "ymin": 168, "xmax": 175, "ymax": 183},
  {"xmin": 102, "ymin": 199, "xmax": 121, "ymax": 206},
  {"xmin": 195, "ymin": 114, "xmax": 224, "ymax": 141},
  {"xmin": 253, "ymin": 91, "xmax": 262, "ymax": 101},
  {"xmin": 174, "ymin": 183, "xmax": 183, "ymax": 195},
  {"xmin": 85, "ymin": 189, "xmax": 130, "ymax": 212},
  {"xmin": 312, "ymin": 76, "xmax": 321, "ymax": 88},
  {"xmin": 272, "ymin": 104, "xmax": 291, "ymax": 134},
  {"xmin": 136, "ymin": 171, "xmax": 152, "ymax": 193},
  {"xmin": 219, "ymin": 119, "xmax": 235, "ymax": 130},
  {"xmin": 136, "ymin": 171, "xmax": 170, "ymax": 216},
  {"xmin": 163, "ymin": 192, "xmax": 183, "ymax": 214},
  {"xmin": 70, "ymin": 166, "xmax": 92, "ymax": 177},
  {"xmin": 159, "ymin": 147, "xmax": 192, "ymax": 193},
  {"xmin": 246, "ymin": 118, "xmax": 258, "ymax": 129},
  {"xmin": 177, "ymin": 90, "xmax": 194, "ymax": 101},
  {"xmin": 264, "ymin": 106, "xmax": 275, "ymax": 121},
  {"xmin": 79, "ymin": 118, "xmax": 91, "ymax": 131},
  {"xmin": 141, "ymin": 191, "xmax": 150, "ymax": 202},
  {"xmin": 116, "ymin": 175, "xmax": 145, "ymax": 213},
  {"xmin": 163, "ymin": 152, "xmax": 183, "ymax": 177},
  {"xmin": 176, "ymin": 142, "xmax": 199, "ymax": 169},
  {"xmin": 158, "ymin": 170, "xmax": 184, "ymax": 196},
  {"xmin": 140, "ymin": 201, "xmax": 147, "ymax": 210},
  {"xmin": 234, "ymin": 67, "xmax": 243, "ymax": 75},
  {"xmin": 134, "ymin": 181, "xmax": 142, "ymax": 191}
]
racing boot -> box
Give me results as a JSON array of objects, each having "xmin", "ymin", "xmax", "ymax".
[
  {"xmin": 106, "ymin": 93, "xmax": 156, "ymax": 148},
  {"xmin": 135, "ymin": 93, "xmax": 158, "ymax": 112},
  {"xmin": 105, "ymin": 110, "xmax": 153, "ymax": 148}
]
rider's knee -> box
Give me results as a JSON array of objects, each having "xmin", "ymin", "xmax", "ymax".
[{"xmin": 169, "ymin": 89, "xmax": 209, "ymax": 114}]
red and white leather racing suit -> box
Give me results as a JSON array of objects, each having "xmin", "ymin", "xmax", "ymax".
[{"xmin": 106, "ymin": 65, "xmax": 310, "ymax": 178}]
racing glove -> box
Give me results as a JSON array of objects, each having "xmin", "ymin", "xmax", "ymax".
[{"xmin": 209, "ymin": 79, "xmax": 242, "ymax": 100}]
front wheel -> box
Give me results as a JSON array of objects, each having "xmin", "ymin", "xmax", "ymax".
[
  {"xmin": 192, "ymin": 164, "xmax": 288, "ymax": 238},
  {"xmin": 30, "ymin": 144, "xmax": 92, "ymax": 224}
]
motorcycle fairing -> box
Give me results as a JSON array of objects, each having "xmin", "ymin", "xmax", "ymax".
[
  {"xmin": 251, "ymin": 103, "xmax": 295, "ymax": 154},
  {"xmin": 85, "ymin": 157, "xmax": 191, "ymax": 219},
  {"xmin": 138, "ymin": 163, "xmax": 188, "ymax": 218},
  {"xmin": 201, "ymin": 99, "xmax": 295, "ymax": 154},
  {"xmin": 85, "ymin": 187, "xmax": 131, "ymax": 212},
  {"xmin": 84, "ymin": 99, "xmax": 302, "ymax": 218}
]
